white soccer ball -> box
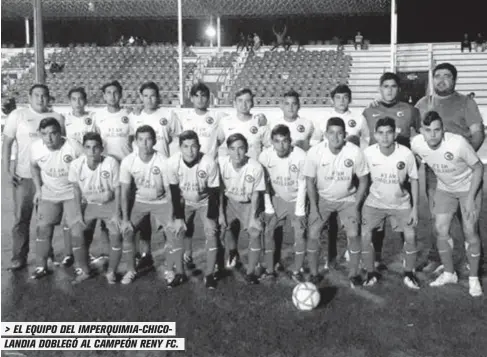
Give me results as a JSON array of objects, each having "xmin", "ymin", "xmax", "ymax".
[{"xmin": 292, "ymin": 282, "xmax": 321, "ymax": 311}]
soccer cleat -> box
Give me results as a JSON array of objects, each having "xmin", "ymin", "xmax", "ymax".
[
  {"xmin": 374, "ymin": 261, "xmax": 388, "ymax": 271},
  {"xmin": 289, "ymin": 271, "xmax": 305, "ymax": 283},
  {"xmin": 429, "ymin": 271, "xmax": 458, "ymax": 287},
  {"xmin": 309, "ymin": 274, "xmax": 323, "ymax": 285},
  {"xmin": 48, "ymin": 257, "xmax": 60, "ymax": 267},
  {"xmin": 183, "ymin": 254, "xmax": 196, "ymax": 270},
  {"xmin": 274, "ymin": 261, "xmax": 285, "ymax": 272},
  {"xmin": 121, "ymin": 270, "xmax": 137, "ymax": 285},
  {"xmin": 89, "ymin": 254, "xmax": 96, "ymax": 263},
  {"xmin": 204, "ymin": 274, "xmax": 217, "ymax": 290},
  {"xmin": 468, "ymin": 277, "xmax": 483, "ymax": 297},
  {"xmin": 167, "ymin": 273, "xmax": 188, "ymax": 288},
  {"xmin": 226, "ymin": 249, "xmax": 240, "ymax": 269},
  {"xmin": 72, "ymin": 268, "xmax": 91, "ymax": 285},
  {"xmin": 259, "ymin": 270, "xmax": 278, "ymax": 281},
  {"xmin": 164, "ymin": 270, "xmax": 176, "ymax": 283},
  {"xmin": 244, "ymin": 273, "xmax": 260, "ymax": 285},
  {"xmin": 136, "ymin": 253, "xmax": 155, "ymax": 274},
  {"xmin": 106, "ymin": 271, "xmax": 117, "ymax": 285},
  {"xmin": 349, "ymin": 275, "xmax": 363, "ymax": 288},
  {"xmin": 62, "ymin": 255, "xmax": 74, "ymax": 267},
  {"xmin": 7, "ymin": 260, "xmax": 26, "ymax": 272},
  {"xmin": 363, "ymin": 272, "xmax": 378, "ymax": 287},
  {"xmin": 403, "ymin": 272, "xmax": 421, "ymax": 290},
  {"xmin": 31, "ymin": 267, "xmax": 48, "ymax": 280}
]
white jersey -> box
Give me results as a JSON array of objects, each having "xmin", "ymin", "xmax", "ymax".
[
  {"xmin": 218, "ymin": 114, "xmax": 271, "ymax": 160},
  {"xmin": 130, "ymin": 108, "xmax": 179, "ymax": 158},
  {"xmin": 68, "ymin": 155, "xmax": 120, "ymax": 204},
  {"xmin": 120, "ymin": 151, "xmax": 169, "ymax": 204},
  {"xmin": 175, "ymin": 109, "xmax": 225, "ymax": 157},
  {"xmin": 30, "ymin": 138, "xmax": 82, "ymax": 201},
  {"xmin": 218, "ymin": 156, "xmax": 265, "ymax": 202},
  {"xmin": 313, "ymin": 108, "xmax": 370, "ymax": 147},
  {"xmin": 94, "ymin": 107, "xmax": 133, "ymax": 161},
  {"xmin": 364, "ymin": 143, "xmax": 418, "ymax": 210},
  {"xmin": 303, "ymin": 141, "xmax": 369, "ymax": 202},
  {"xmin": 258, "ymin": 146, "xmax": 306, "ymax": 202},
  {"xmin": 64, "ymin": 112, "xmax": 97, "ymax": 145},
  {"xmin": 3, "ymin": 107, "xmax": 64, "ymax": 178},
  {"xmin": 268, "ymin": 116, "xmax": 315, "ymax": 151},
  {"xmin": 411, "ymin": 132, "xmax": 480, "ymax": 192},
  {"xmin": 167, "ymin": 152, "xmax": 219, "ymax": 206}
]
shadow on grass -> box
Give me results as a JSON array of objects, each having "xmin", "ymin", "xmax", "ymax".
[{"xmin": 317, "ymin": 286, "xmax": 338, "ymax": 309}]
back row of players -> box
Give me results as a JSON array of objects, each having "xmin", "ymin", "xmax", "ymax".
[{"xmin": 2, "ymin": 62, "xmax": 485, "ymax": 296}]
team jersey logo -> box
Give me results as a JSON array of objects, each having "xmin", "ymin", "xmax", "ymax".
[
  {"xmin": 206, "ymin": 117, "xmax": 214, "ymax": 125},
  {"xmin": 84, "ymin": 118, "xmax": 93, "ymax": 126},
  {"xmin": 290, "ymin": 164, "xmax": 299, "ymax": 173},
  {"xmin": 152, "ymin": 166, "xmax": 161, "ymax": 175},
  {"xmin": 256, "ymin": 114, "xmax": 267, "ymax": 126},
  {"xmin": 63, "ymin": 154, "xmax": 73, "ymax": 163},
  {"xmin": 121, "ymin": 116, "xmax": 129, "ymax": 124},
  {"xmin": 245, "ymin": 174, "xmax": 255, "ymax": 183},
  {"xmin": 297, "ymin": 125, "xmax": 305, "ymax": 133},
  {"xmin": 348, "ymin": 120, "xmax": 356, "ymax": 128},
  {"xmin": 397, "ymin": 111, "xmax": 404, "ymax": 117},
  {"xmin": 160, "ymin": 118, "xmax": 168, "ymax": 126},
  {"xmin": 344, "ymin": 159, "xmax": 353, "ymax": 168},
  {"xmin": 250, "ymin": 126, "xmax": 258, "ymax": 134},
  {"xmin": 197, "ymin": 170, "xmax": 207, "ymax": 179},
  {"xmin": 101, "ymin": 170, "xmax": 110, "ymax": 179},
  {"xmin": 444, "ymin": 152, "xmax": 454, "ymax": 161},
  {"xmin": 397, "ymin": 161, "xmax": 405, "ymax": 170}
]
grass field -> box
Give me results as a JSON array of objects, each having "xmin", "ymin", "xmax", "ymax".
[{"xmin": 1, "ymin": 166, "xmax": 487, "ymax": 357}]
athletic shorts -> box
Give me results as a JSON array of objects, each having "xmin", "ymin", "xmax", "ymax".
[
  {"xmin": 83, "ymin": 201, "xmax": 120, "ymax": 234},
  {"xmin": 433, "ymin": 189, "xmax": 482, "ymax": 218},
  {"xmin": 362, "ymin": 205, "xmax": 413, "ymax": 233},
  {"xmin": 37, "ymin": 199, "xmax": 81, "ymax": 227},
  {"xmin": 130, "ymin": 201, "xmax": 173, "ymax": 231},
  {"xmin": 308, "ymin": 198, "xmax": 358, "ymax": 236},
  {"xmin": 265, "ymin": 196, "xmax": 306, "ymax": 234},
  {"xmin": 224, "ymin": 197, "xmax": 263, "ymax": 232}
]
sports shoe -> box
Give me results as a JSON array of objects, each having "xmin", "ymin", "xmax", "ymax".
[
  {"xmin": 309, "ymin": 274, "xmax": 323, "ymax": 285},
  {"xmin": 403, "ymin": 272, "xmax": 421, "ymax": 290},
  {"xmin": 72, "ymin": 268, "xmax": 91, "ymax": 285},
  {"xmin": 62, "ymin": 255, "xmax": 74, "ymax": 267},
  {"xmin": 429, "ymin": 271, "xmax": 458, "ymax": 287},
  {"xmin": 244, "ymin": 273, "xmax": 260, "ymax": 285},
  {"xmin": 89, "ymin": 254, "xmax": 96, "ymax": 263},
  {"xmin": 289, "ymin": 271, "xmax": 305, "ymax": 283},
  {"xmin": 204, "ymin": 274, "xmax": 217, "ymax": 289},
  {"xmin": 48, "ymin": 257, "xmax": 60, "ymax": 267},
  {"xmin": 106, "ymin": 271, "xmax": 117, "ymax": 284},
  {"xmin": 136, "ymin": 253, "xmax": 155, "ymax": 273},
  {"xmin": 259, "ymin": 270, "xmax": 277, "ymax": 281},
  {"xmin": 363, "ymin": 272, "xmax": 378, "ymax": 287},
  {"xmin": 167, "ymin": 273, "xmax": 188, "ymax": 288},
  {"xmin": 418, "ymin": 260, "xmax": 441, "ymax": 273},
  {"xmin": 7, "ymin": 260, "xmax": 26, "ymax": 272},
  {"xmin": 374, "ymin": 261, "xmax": 388, "ymax": 271},
  {"xmin": 183, "ymin": 254, "xmax": 196, "ymax": 270},
  {"xmin": 349, "ymin": 275, "xmax": 362, "ymax": 288},
  {"xmin": 31, "ymin": 267, "xmax": 48, "ymax": 280},
  {"xmin": 121, "ymin": 270, "xmax": 137, "ymax": 285},
  {"xmin": 468, "ymin": 277, "xmax": 483, "ymax": 297},
  {"xmin": 226, "ymin": 249, "xmax": 240, "ymax": 269},
  {"xmin": 274, "ymin": 261, "xmax": 285, "ymax": 272}
]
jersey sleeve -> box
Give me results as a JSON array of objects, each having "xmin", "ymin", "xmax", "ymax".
[
  {"xmin": 167, "ymin": 156, "xmax": 180, "ymax": 185},
  {"xmin": 354, "ymin": 149, "xmax": 369, "ymax": 177},
  {"xmin": 303, "ymin": 147, "xmax": 318, "ymax": 178},
  {"xmin": 3, "ymin": 109, "xmax": 20, "ymax": 138},
  {"xmin": 464, "ymin": 97, "xmax": 484, "ymax": 127},
  {"xmin": 168, "ymin": 111, "xmax": 181, "ymax": 138},
  {"xmin": 119, "ymin": 157, "xmax": 132, "ymax": 185},
  {"xmin": 171, "ymin": 111, "xmax": 183, "ymax": 136},
  {"xmin": 253, "ymin": 164, "xmax": 266, "ymax": 192},
  {"xmin": 458, "ymin": 137, "xmax": 481, "ymax": 167},
  {"xmin": 406, "ymin": 150, "xmax": 419, "ymax": 180},
  {"xmin": 68, "ymin": 159, "xmax": 79, "ymax": 184},
  {"xmin": 360, "ymin": 114, "xmax": 371, "ymax": 146},
  {"xmin": 206, "ymin": 159, "xmax": 220, "ymax": 188},
  {"xmin": 29, "ymin": 140, "xmax": 41, "ymax": 164},
  {"xmin": 111, "ymin": 159, "xmax": 121, "ymax": 188}
]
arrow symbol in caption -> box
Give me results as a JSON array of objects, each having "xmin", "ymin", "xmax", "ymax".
[{"xmin": 6, "ymin": 326, "xmax": 10, "ymax": 332}]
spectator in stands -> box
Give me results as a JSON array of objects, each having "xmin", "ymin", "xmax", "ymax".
[
  {"xmin": 49, "ymin": 61, "xmax": 65, "ymax": 75},
  {"xmin": 128, "ymin": 36, "xmax": 135, "ymax": 46},
  {"xmin": 284, "ymin": 36, "xmax": 293, "ymax": 51},
  {"xmin": 1, "ymin": 97, "xmax": 16, "ymax": 116},
  {"xmin": 461, "ymin": 33, "xmax": 471, "ymax": 52},
  {"xmin": 271, "ymin": 25, "xmax": 287, "ymax": 51},
  {"xmin": 253, "ymin": 33, "xmax": 262, "ymax": 52},
  {"xmin": 236, "ymin": 32, "xmax": 246, "ymax": 52},
  {"xmin": 354, "ymin": 31, "xmax": 364, "ymax": 50},
  {"xmin": 246, "ymin": 34, "xmax": 254, "ymax": 52},
  {"xmin": 468, "ymin": 92, "xmax": 476, "ymax": 100},
  {"xmin": 474, "ymin": 33, "xmax": 484, "ymax": 52}
]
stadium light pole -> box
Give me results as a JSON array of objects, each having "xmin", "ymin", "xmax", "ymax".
[
  {"xmin": 178, "ymin": 0, "xmax": 184, "ymax": 106},
  {"xmin": 25, "ymin": 18, "xmax": 31, "ymax": 47},
  {"xmin": 390, "ymin": 0, "xmax": 397, "ymax": 72},
  {"xmin": 33, "ymin": 0, "xmax": 46, "ymax": 84},
  {"xmin": 217, "ymin": 16, "xmax": 221, "ymax": 51}
]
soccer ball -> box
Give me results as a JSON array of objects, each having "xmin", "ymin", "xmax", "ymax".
[{"xmin": 292, "ymin": 282, "xmax": 321, "ymax": 311}]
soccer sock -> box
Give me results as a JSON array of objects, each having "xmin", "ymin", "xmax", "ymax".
[
  {"xmin": 465, "ymin": 241, "xmax": 481, "ymax": 277},
  {"xmin": 307, "ymin": 251, "xmax": 319, "ymax": 276},
  {"xmin": 99, "ymin": 225, "xmax": 110, "ymax": 255},
  {"xmin": 247, "ymin": 249, "xmax": 260, "ymax": 275},
  {"xmin": 225, "ymin": 233, "xmax": 237, "ymax": 251},
  {"xmin": 348, "ymin": 250, "xmax": 361, "ymax": 277},
  {"xmin": 294, "ymin": 251, "xmax": 306, "ymax": 272},
  {"xmin": 372, "ymin": 228, "xmax": 385, "ymax": 262},
  {"xmin": 404, "ymin": 251, "xmax": 417, "ymax": 272},
  {"xmin": 362, "ymin": 244, "xmax": 375, "ymax": 273},
  {"xmin": 184, "ymin": 237, "xmax": 192, "ymax": 258},
  {"xmin": 123, "ymin": 234, "xmax": 136, "ymax": 272},
  {"xmin": 109, "ymin": 235, "xmax": 123, "ymax": 273},
  {"xmin": 37, "ymin": 226, "xmax": 53, "ymax": 269},
  {"xmin": 63, "ymin": 227, "xmax": 73, "ymax": 256},
  {"xmin": 72, "ymin": 236, "xmax": 89, "ymax": 273},
  {"xmin": 437, "ymin": 237, "xmax": 454, "ymax": 273},
  {"xmin": 173, "ymin": 248, "xmax": 184, "ymax": 274},
  {"xmin": 206, "ymin": 248, "xmax": 218, "ymax": 276},
  {"xmin": 264, "ymin": 250, "xmax": 274, "ymax": 272}
]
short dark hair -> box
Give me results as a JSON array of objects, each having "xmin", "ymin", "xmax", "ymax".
[
  {"xmin": 135, "ymin": 125, "xmax": 156, "ymax": 142},
  {"xmin": 38, "ymin": 117, "xmax": 61, "ymax": 132},
  {"xmin": 331, "ymin": 84, "xmax": 352, "ymax": 101},
  {"xmin": 226, "ymin": 133, "xmax": 248, "ymax": 151},
  {"xmin": 179, "ymin": 130, "xmax": 200, "ymax": 147},
  {"xmin": 422, "ymin": 111, "xmax": 443, "ymax": 127},
  {"xmin": 235, "ymin": 88, "xmax": 254, "ymax": 99},
  {"xmin": 271, "ymin": 124, "xmax": 291, "ymax": 140},
  {"xmin": 375, "ymin": 117, "xmax": 396, "ymax": 132},
  {"xmin": 283, "ymin": 90, "xmax": 300, "ymax": 105},
  {"xmin": 326, "ymin": 117, "xmax": 346, "ymax": 132},
  {"xmin": 190, "ymin": 82, "xmax": 210, "ymax": 97},
  {"xmin": 379, "ymin": 72, "xmax": 401, "ymax": 87},
  {"xmin": 101, "ymin": 80, "xmax": 123, "ymax": 94},
  {"xmin": 29, "ymin": 84, "xmax": 50, "ymax": 96},
  {"xmin": 68, "ymin": 87, "xmax": 87, "ymax": 101},
  {"xmin": 433, "ymin": 63, "xmax": 457, "ymax": 81},
  {"xmin": 82, "ymin": 132, "xmax": 103, "ymax": 147},
  {"xmin": 139, "ymin": 81, "xmax": 160, "ymax": 97}
]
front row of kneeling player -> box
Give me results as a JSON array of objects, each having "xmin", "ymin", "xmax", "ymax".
[{"xmin": 30, "ymin": 112, "xmax": 484, "ymax": 296}]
